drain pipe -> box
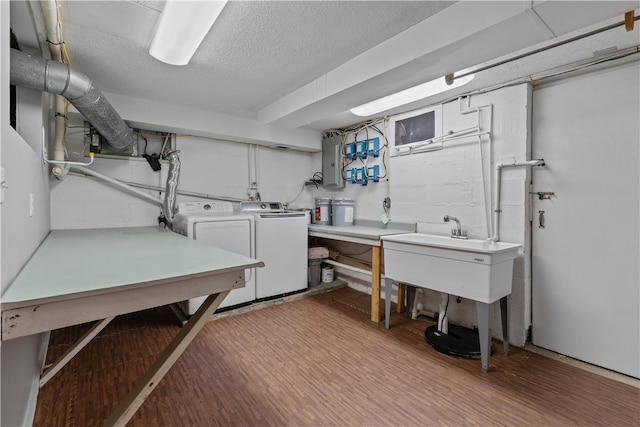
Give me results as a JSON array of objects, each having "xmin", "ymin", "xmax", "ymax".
[
  {"xmin": 163, "ymin": 151, "xmax": 181, "ymax": 227},
  {"xmin": 71, "ymin": 166, "xmax": 163, "ymax": 207},
  {"xmin": 69, "ymin": 152, "xmax": 182, "ymax": 225},
  {"xmin": 40, "ymin": 0, "xmax": 70, "ymax": 179},
  {"xmin": 459, "ymin": 97, "xmax": 494, "ymax": 238},
  {"xmin": 490, "ymin": 159, "xmax": 545, "ymax": 243},
  {"xmin": 9, "ymin": 48, "xmax": 134, "ymax": 152}
]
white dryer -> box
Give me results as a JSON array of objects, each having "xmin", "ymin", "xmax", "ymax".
[
  {"xmin": 173, "ymin": 201, "xmax": 255, "ymax": 315},
  {"xmin": 240, "ymin": 201, "xmax": 308, "ymax": 299}
]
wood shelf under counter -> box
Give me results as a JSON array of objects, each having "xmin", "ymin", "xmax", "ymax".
[{"xmin": 308, "ymin": 219, "xmax": 415, "ymax": 322}]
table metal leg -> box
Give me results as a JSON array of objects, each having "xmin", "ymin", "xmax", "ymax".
[
  {"xmin": 475, "ymin": 301, "xmax": 491, "ymax": 372},
  {"xmin": 103, "ymin": 290, "xmax": 230, "ymax": 427},
  {"xmin": 384, "ymin": 278, "xmax": 393, "ymax": 329},
  {"xmin": 500, "ymin": 296, "xmax": 509, "ymax": 356}
]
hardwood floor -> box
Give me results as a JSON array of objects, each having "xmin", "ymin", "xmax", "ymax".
[{"xmin": 34, "ymin": 287, "xmax": 639, "ymax": 426}]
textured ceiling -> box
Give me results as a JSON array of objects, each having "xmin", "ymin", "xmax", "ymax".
[
  {"xmin": 59, "ymin": 1, "xmax": 454, "ymax": 119},
  {"xmin": 9, "ymin": 0, "xmax": 640, "ymax": 142}
]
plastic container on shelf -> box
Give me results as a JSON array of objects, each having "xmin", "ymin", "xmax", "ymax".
[
  {"xmin": 321, "ymin": 264, "xmax": 334, "ymax": 283},
  {"xmin": 314, "ymin": 198, "xmax": 332, "ymax": 225},
  {"xmin": 308, "ymin": 258, "xmax": 322, "ymax": 285},
  {"xmin": 331, "ymin": 198, "xmax": 355, "ymax": 226}
]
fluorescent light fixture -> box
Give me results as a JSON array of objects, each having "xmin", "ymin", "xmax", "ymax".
[
  {"xmin": 149, "ymin": 0, "xmax": 228, "ymax": 66},
  {"xmin": 349, "ymin": 73, "xmax": 475, "ymax": 117}
]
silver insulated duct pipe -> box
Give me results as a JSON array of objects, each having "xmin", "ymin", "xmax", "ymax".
[
  {"xmin": 163, "ymin": 150, "xmax": 181, "ymax": 226},
  {"xmin": 9, "ymin": 48, "xmax": 134, "ymax": 151}
]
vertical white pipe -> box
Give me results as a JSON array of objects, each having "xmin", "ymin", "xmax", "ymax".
[
  {"xmin": 459, "ymin": 97, "xmax": 493, "ymax": 239},
  {"xmin": 490, "ymin": 159, "xmax": 545, "ymax": 242},
  {"xmin": 41, "ymin": 0, "xmax": 70, "ymax": 179},
  {"xmin": 492, "ymin": 164, "xmax": 503, "ymax": 243},
  {"xmin": 438, "ymin": 293, "xmax": 449, "ymax": 334},
  {"xmin": 247, "ymin": 144, "xmax": 259, "ymax": 200},
  {"xmin": 477, "ymin": 135, "xmax": 492, "ymax": 239}
]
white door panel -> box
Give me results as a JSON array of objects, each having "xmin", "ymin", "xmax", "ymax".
[{"xmin": 531, "ymin": 62, "xmax": 639, "ymax": 378}]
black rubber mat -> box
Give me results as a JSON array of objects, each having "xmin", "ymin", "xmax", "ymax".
[{"xmin": 424, "ymin": 324, "xmax": 493, "ymax": 360}]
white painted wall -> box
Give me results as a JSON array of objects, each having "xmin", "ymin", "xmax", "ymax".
[
  {"xmin": 310, "ymin": 84, "xmax": 532, "ymax": 345},
  {"xmin": 51, "ymin": 136, "xmax": 319, "ymax": 229},
  {"xmin": 178, "ymin": 136, "xmax": 318, "ymax": 209},
  {"xmin": 1, "ymin": 3, "xmax": 52, "ymax": 420},
  {"xmin": 392, "ymin": 85, "xmax": 532, "ymax": 345},
  {"xmin": 51, "ymin": 157, "xmax": 165, "ymax": 229}
]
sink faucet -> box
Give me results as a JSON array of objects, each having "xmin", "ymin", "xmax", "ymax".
[{"xmin": 444, "ymin": 215, "xmax": 468, "ymax": 239}]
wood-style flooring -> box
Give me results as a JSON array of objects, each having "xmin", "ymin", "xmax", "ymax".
[{"xmin": 34, "ymin": 286, "xmax": 639, "ymax": 426}]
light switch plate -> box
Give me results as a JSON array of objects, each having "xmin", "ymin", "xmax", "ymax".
[{"xmin": 0, "ymin": 167, "xmax": 5, "ymax": 204}]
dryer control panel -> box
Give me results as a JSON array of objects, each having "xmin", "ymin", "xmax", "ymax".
[
  {"xmin": 240, "ymin": 201, "xmax": 285, "ymax": 213},
  {"xmin": 176, "ymin": 201, "xmax": 234, "ymax": 214}
]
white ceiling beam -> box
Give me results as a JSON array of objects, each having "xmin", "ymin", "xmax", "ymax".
[
  {"xmin": 259, "ymin": 0, "xmax": 639, "ymax": 129},
  {"xmin": 101, "ymin": 92, "xmax": 323, "ymax": 152}
]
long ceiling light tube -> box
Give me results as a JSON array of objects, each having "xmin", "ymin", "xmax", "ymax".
[
  {"xmin": 149, "ymin": 0, "xmax": 228, "ymax": 66},
  {"xmin": 350, "ymin": 73, "xmax": 475, "ymax": 117}
]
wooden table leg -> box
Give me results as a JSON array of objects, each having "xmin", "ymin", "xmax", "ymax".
[
  {"xmin": 371, "ymin": 245, "xmax": 382, "ymax": 322},
  {"xmin": 103, "ymin": 290, "xmax": 230, "ymax": 427},
  {"xmin": 397, "ymin": 283, "xmax": 406, "ymax": 313},
  {"xmin": 40, "ymin": 316, "xmax": 115, "ymax": 387}
]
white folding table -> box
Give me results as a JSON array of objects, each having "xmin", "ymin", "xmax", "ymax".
[{"xmin": 1, "ymin": 226, "xmax": 263, "ymax": 426}]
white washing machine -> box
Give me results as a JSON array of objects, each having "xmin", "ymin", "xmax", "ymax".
[
  {"xmin": 173, "ymin": 201, "xmax": 255, "ymax": 315},
  {"xmin": 240, "ymin": 201, "xmax": 308, "ymax": 299}
]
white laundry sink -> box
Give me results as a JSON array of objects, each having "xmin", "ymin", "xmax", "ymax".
[{"xmin": 381, "ymin": 233, "xmax": 521, "ymax": 304}]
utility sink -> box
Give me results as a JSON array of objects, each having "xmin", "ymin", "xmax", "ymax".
[
  {"xmin": 381, "ymin": 233, "xmax": 521, "ymax": 371},
  {"xmin": 381, "ymin": 233, "xmax": 520, "ymax": 304}
]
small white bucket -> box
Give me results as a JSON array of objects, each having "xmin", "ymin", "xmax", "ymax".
[{"xmin": 321, "ymin": 265, "xmax": 334, "ymax": 283}]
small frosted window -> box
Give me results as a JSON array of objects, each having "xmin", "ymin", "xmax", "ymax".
[
  {"xmin": 394, "ymin": 111, "xmax": 435, "ymax": 146},
  {"xmin": 389, "ymin": 105, "xmax": 442, "ymax": 156}
]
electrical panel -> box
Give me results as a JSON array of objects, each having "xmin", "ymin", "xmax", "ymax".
[
  {"xmin": 325, "ymin": 128, "xmax": 386, "ymax": 189},
  {"xmin": 322, "ymin": 135, "xmax": 345, "ymax": 188}
]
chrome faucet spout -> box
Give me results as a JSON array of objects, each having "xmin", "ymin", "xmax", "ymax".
[
  {"xmin": 443, "ymin": 215, "xmax": 461, "ymax": 231},
  {"xmin": 444, "ymin": 215, "xmax": 467, "ymax": 239}
]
